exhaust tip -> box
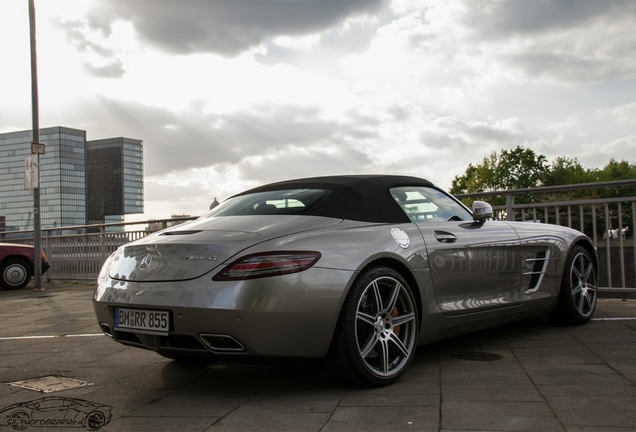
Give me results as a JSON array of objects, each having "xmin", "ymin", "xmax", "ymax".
[
  {"xmin": 100, "ymin": 323, "xmax": 114, "ymax": 338},
  {"xmin": 199, "ymin": 334, "xmax": 246, "ymax": 353}
]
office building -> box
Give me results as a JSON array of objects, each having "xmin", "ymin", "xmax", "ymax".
[
  {"xmin": 0, "ymin": 127, "xmax": 144, "ymax": 232},
  {"xmin": 86, "ymin": 137, "xmax": 144, "ymax": 226}
]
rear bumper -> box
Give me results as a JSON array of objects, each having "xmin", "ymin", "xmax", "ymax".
[{"xmin": 93, "ymin": 267, "xmax": 353, "ymax": 358}]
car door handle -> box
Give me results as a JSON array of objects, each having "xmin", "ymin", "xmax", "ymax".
[{"xmin": 433, "ymin": 231, "xmax": 457, "ymax": 243}]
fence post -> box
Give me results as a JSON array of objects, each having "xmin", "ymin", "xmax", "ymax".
[
  {"xmin": 44, "ymin": 230, "xmax": 50, "ymax": 281},
  {"xmin": 618, "ymin": 203, "xmax": 625, "ymax": 289},
  {"xmin": 633, "ymin": 202, "xmax": 636, "ymax": 292},
  {"xmin": 605, "ymin": 204, "xmax": 612, "ymax": 289},
  {"xmin": 100, "ymin": 225, "xmax": 106, "ymax": 265},
  {"xmin": 506, "ymin": 193, "xmax": 514, "ymax": 221}
]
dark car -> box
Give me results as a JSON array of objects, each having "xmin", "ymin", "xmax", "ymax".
[
  {"xmin": 0, "ymin": 243, "xmax": 51, "ymax": 290},
  {"xmin": 0, "ymin": 397, "xmax": 112, "ymax": 431}
]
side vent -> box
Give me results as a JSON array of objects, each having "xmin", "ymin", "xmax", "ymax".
[{"xmin": 525, "ymin": 251, "xmax": 549, "ymax": 292}]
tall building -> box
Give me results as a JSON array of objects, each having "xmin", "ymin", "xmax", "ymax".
[
  {"xmin": 0, "ymin": 127, "xmax": 144, "ymax": 232},
  {"xmin": 86, "ymin": 137, "xmax": 144, "ymax": 226}
]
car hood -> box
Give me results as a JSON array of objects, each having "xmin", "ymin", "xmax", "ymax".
[{"xmin": 108, "ymin": 215, "xmax": 341, "ymax": 282}]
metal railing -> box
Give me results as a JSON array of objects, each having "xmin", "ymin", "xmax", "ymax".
[
  {"xmin": 456, "ymin": 179, "xmax": 636, "ymax": 292},
  {"xmin": 0, "ymin": 216, "xmax": 197, "ymax": 281},
  {"xmin": 2, "ymin": 180, "xmax": 635, "ymax": 292}
]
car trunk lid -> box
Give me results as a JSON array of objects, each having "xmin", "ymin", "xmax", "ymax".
[{"xmin": 108, "ymin": 215, "xmax": 340, "ymax": 282}]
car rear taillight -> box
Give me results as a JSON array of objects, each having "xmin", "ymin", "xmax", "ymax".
[
  {"xmin": 212, "ymin": 251, "xmax": 321, "ymax": 281},
  {"xmin": 40, "ymin": 250, "xmax": 46, "ymax": 260}
]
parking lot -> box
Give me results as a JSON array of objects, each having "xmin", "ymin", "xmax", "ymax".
[{"xmin": 1, "ymin": 281, "xmax": 636, "ymax": 431}]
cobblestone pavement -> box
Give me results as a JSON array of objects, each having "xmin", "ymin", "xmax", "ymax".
[{"xmin": 1, "ymin": 281, "xmax": 635, "ymax": 431}]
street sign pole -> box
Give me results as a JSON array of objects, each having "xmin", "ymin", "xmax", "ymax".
[{"xmin": 29, "ymin": 0, "xmax": 42, "ymax": 290}]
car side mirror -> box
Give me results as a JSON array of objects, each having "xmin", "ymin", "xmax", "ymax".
[{"xmin": 472, "ymin": 201, "xmax": 493, "ymax": 222}]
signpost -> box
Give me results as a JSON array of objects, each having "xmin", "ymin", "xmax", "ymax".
[{"xmin": 29, "ymin": 0, "xmax": 42, "ymax": 290}]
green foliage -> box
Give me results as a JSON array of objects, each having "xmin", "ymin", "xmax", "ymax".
[
  {"xmin": 451, "ymin": 146, "xmax": 549, "ymax": 194},
  {"xmin": 450, "ymin": 146, "xmax": 549, "ymax": 205},
  {"xmin": 543, "ymin": 157, "xmax": 589, "ymax": 186},
  {"xmin": 597, "ymin": 159, "xmax": 636, "ymax": 182},
  {"xmin": 451, "ymin": 149, "xmax": 636, "ymax": 197},
  {"xmin": 451, "ymin": 148, "xmax": 636, "ymax": 236}
]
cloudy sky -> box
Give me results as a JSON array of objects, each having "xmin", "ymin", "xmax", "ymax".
[{"xmin": 1, "ymin": 0, "xmax": 635, "ymax": 221}]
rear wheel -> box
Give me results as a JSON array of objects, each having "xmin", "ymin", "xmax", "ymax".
[
  {"xmin": 547, "ymin": 246, "xmax": 597, "ymax": 325},
  {"xmin": 326, "ymin": 266, "xmax": 418, "ymax": 386},
  {"xmin": 0, "ymin": 258, "xmax": 32, "ymax": 290},
  {"xmin": 10, "ymin": 411, "xmax": 29, "ymax": 431}
]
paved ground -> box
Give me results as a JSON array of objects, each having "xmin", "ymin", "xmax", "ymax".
[{"xmin": 1, "ymin": 281, "xmax": 636, "ymax": 432}]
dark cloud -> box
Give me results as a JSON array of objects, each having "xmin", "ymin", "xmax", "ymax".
[
  {"xmin": 454, "ymin": 1, "xmax": 636, "ymax": 85},
  {"xmin": 76, "ymin": 0, "xmax": 388, "ymax": 57},
  {"xmin": 56, "ymin": 19, "xmax": 126, "ymax": 78},
  {"xmin": 70, "ymin": 97, "xmax": 377, "ymax": 177},
  {"xmin": 236, "ymin": 144, "xmax": 375, "ymax": 184},
  {"xmin": 503, "ymin": 52, "xmax": 633, "ymax": 86},
  {"xmin": 258, "ymin": 17, "xmax": 384, "ymax": 68},
  {"xmin": 464, "ymin": 0, "xmax": 633, "ymax": 38},
  {"xmin": 82, "ymin": 60, "xmax": 126, "ymax": 78}
]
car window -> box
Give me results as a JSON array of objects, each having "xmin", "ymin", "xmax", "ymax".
[
  {"xmin": 390, "ymin": 186, "xmax": 472, "ymax": 223},
  {"xmin": 201, "ymin": 189, "xmax": 329, "ymax": 218},
  {"xmin": 38, "ymin": 399, "xmax": 67, "ymax": 409}
]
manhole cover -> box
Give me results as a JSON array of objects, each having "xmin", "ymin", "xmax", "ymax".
[
  {"xmin": 10, "ymin": 376, "xmax": 94, "ymax": 393},
  {"xmin": 450, "ymin": 351, "xmax": 502, "ymax": 361}
]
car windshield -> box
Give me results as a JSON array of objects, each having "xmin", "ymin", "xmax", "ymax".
[
  {"xmin": 201, "ymin": 189, "xmax": 330, "ymax": 218},
  {"xmin": 390, "ymin": 186, "xmax": 472, "ymax": 222}
]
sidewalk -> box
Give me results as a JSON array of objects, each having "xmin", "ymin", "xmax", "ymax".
[{"xmin": 1, "ymin": 281, "xmax": 635, "ymax": 431}]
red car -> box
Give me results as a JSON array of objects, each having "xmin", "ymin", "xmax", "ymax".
[{"xmin": 0, "ymin": 243, "xmax": 50, "ymax": 290}]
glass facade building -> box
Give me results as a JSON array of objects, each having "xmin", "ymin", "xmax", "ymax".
[
  {"xmin": 0, "ymin": 127, "xmax": 143, "ymax": 232},
  {"xmin": 0, "ymin": 127, "xmax": 87, "ymax": 231},
  {"xmin": 86, "ymin": 137, "xmax": 144, "ymax": 225}
]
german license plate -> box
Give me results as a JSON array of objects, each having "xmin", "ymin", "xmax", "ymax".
[{"xmin": 114, "ymin": 308, "xmax": 169, "ymax": 334}]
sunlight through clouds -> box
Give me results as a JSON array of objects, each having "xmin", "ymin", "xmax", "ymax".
[{"xmin": 1, "ymin": 0, "xmax": 635, "ymax": 220}]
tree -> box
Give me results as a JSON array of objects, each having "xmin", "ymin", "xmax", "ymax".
[
  {"xmin": 542, "ymin": 157, "xmax": 591, "ymax": 187},
  {"xmin": 450, "ymin": 146, "xmax": 549, "ymax": 205},
  {"xmin": 451, "ymin": 150, "xmax": 636, "ymax": 198},
  {"xmin": 451, "ymin": 149, "xmax": 636, "ymax": 236}
]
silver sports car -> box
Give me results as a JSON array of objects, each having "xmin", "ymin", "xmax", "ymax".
[{"xmin": 93, "ymin": 175, "xmax": 597, "ymax": 386}]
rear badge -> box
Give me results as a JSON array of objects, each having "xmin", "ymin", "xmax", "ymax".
[
  {"xmin": 185, "ymin": 256, "xmax": 217, "ymax": 261},
  {"xmin": 391, "ymin": 228, "xmax": 410, "ymax": 249},
  {"xmin": 139, "ymin": 254, "xmax": 153, "ymax": 271}
]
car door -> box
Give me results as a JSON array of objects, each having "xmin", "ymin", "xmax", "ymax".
[{"xmin": 390, "ymin": 186, "xmax": 522, "ymax": 315}]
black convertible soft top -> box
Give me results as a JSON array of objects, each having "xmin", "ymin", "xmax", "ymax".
[{"xmin": 233, "ymin": 175, "xmax": 437, "ymax": 224}]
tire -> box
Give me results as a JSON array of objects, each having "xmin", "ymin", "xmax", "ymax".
[
  {"xmin": 9, "ymin": 411, "xmax": 29, "ymax": 431},
  {"xmin": 85, "ymin": 411, "xmax": 106, "ymax": 431},
  {"xmin": 326, "ymin": 266, "xmax": 418, "ymax": 386},
  {"xmin": 547, "ymin": 246, "xmax": 597, "ymax": 326},
  {"xmin": 0, "ymin": 258, "xmax": 32, "ymax": 290}
]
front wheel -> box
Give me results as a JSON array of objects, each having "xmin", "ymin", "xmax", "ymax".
[
  {"xmin": 547, "ymin": 245, "xmax": 597, "ymax": 325},
  {"xmin": 85, "ymin": 411, "xmax": 106, "ymax": 431},
  {"xmin": 326, "ymin": 266, "xmax": 418, "ymax": 386}
]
